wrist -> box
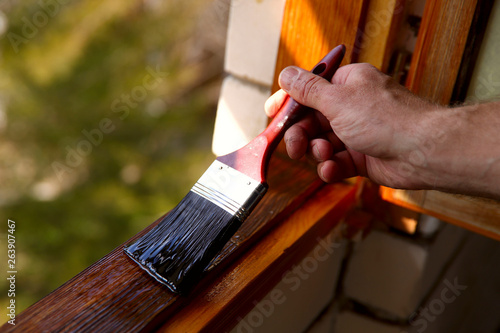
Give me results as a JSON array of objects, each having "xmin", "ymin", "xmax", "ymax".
[{"xmin": 413, "ymin": 102, "xmax": 500, "ymax": 199}]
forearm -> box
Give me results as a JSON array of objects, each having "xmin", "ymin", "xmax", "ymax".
[{"xmin": 415, "ymin": 101, "xmax": 500, "ymax": 199}]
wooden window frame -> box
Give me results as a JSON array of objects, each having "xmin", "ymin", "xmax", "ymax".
[
  {"xmin": 3, "ymin": 1, "xmax": 368, "ymax": 331},
  {"xmin": 5, "ymin": 0, "xmax": 500, "ymax": 331},
  {"xmin": 380, "ymin": 0, "xmax": 500, "ymax": 241}
]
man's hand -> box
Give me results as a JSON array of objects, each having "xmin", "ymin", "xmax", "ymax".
[
  {"xmin": 266, "ymin": 63, "xmax": 444, "ymax": 190},
  {"xmin": 266, "ymin": 63, "xmax": 500, "ymax": 200}
]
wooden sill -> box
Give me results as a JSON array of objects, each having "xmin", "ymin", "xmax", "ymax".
[
  {"xmin": 380, "ymin": 187, "xmax": 500, "ymax": 241},
  {"xmin": 2, "ymin": 154, "xmax": 357, "ymax": 332}
]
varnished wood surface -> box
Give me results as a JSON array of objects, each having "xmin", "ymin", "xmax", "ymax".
[
  {"xmin": 381, "ymin": 0, "xmax": 500, "ymax": 241},
  {"xmin": 1, "ymin": 155, "xmax": 329, "ymax": 332},
  {"xmin": 158, "ymin": 182, "xmax": 356, "ymax": 332},
  {"xmin": 380, "ymin": 188, "xmax": 500, "ymax": 241},
  {"xmin": 357, "ymin": 0, "xmax": 405, "ymax": 72},
  {"xmin": 270, "ymin": 0, "xmax": 368, "ymax": 158},
  {"xmin": 271, "ymin": 0, "xmax": 367, "ymax": 93},
  {"xmin": 451, "ymin": 0, "xmax": 495, "ymax": 103},
  {"xmin": 405, "ymin": 0, "xmax": 478, "ymax": 104},
  {"xmin": 3, "ymin": 2, "xmax": 373, "ymax": 328}
]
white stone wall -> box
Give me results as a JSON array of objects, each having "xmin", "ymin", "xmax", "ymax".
[{"xmin": 212, "ymin": 0, "xmax": 286, "ymax": 156}]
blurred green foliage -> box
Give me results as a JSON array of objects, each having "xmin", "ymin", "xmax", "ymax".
[{"xmin": 0, "ymin": 0, "xmax": 224, "ymax": 318}]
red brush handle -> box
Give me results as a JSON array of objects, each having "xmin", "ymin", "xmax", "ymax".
[{"xmin": 217, "ymin": 44, "xmax": 346, "ymax": 183}]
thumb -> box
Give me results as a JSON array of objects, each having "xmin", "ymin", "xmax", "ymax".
[{"xmin": 279, "ymin": 66, "xmax": 332, "ymax": 112}]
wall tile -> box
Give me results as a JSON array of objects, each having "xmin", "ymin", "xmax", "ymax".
[
  {"xmin": 230, "ymin": 230, "xmax": 347, "ymax": 333},
  {"xmin": 212, "ymin": 75, "xmax": 270, "ymax": 156},
  {"xmin": 225, "ymin": 0, "xmax": 286, "ymax": 86}
]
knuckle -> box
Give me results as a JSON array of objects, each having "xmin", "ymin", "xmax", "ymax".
[
  {"xmin": 296, "ymin": 74, "xmax": 323, "ymax": 103},
  {"xmin": 353, "ymin": 63, "xmax": 379, "ymax": 80}
]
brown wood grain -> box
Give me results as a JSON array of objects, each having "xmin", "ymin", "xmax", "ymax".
[
  {"xmin": 405, "ymin": 0, "xmax": 478, "ymax": 104},
  {"xmin": 451, "ymin": 0, "xmax": 495, "ymax": 103},
  {"xmin": 271, "ymin": 0, "xmax": 367, "ymax": 93},
  {"xmin": 157, "ymin": 182, "xmax": 356, "ymax": 332},
  {"xmin": 0, "ymin": 1, "xmax": 390, "ymax": 331},
  {"xmin": 0, "ymin": 155, "xmax": 327, "ymax": 332},
  {"xmin": 270, "ymin": 0, "xmax": 368, "ymax": 158},
  {"xmin": 380, "ymin": 188, "xmax": 500, "ymax": 241},
  {"xmin": 357, "ymin": 0, "xmax": 405, "ymax": 72}
]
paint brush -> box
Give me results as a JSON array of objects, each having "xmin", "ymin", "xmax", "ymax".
[{"xmin": 125, "ymin": 44, "xmax": 346, "ymax": 294}]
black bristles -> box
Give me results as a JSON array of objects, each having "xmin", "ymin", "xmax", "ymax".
[
  {"xmin": 125, "ymin": 191, "xmax": 242, "ymax": 294},
  {"xmin": 124, "ymin": 45, "xmax": 345, "ymax": 295}
]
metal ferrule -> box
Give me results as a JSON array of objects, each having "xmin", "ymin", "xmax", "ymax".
[{"xmin": 191, "ymin": 160, "xmax": 267, "ymax": 221}]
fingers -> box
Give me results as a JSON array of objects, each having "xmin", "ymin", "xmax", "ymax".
[
  {"xmin": 310, "ymin": 139, "xmax": 333, "ymax": 162},
  {"xmin": 264, "ymin": 89, "xmax": 288, "ymax": 118},
  {"xmin": 267, "ymin": 63, "xmax": 380, "ymax": 183},
  {"xmin": 278, "ymin": 66, "xmax": 333, "ymax": 112},
  {"xmin": 285, "ymin": 126, "xmax": 346, "ymax": 163},
  {"xmin": 317, "ymin": 150, "xmax": 360, "ymax": 183},
  {"xmin": 309, "ymin": 134, "xmax": 345, "ymax": 162},
  {"xmin": 283, "ymin": 110, "xmax": 332, "ymax": 159},
  {"xmin": 284, "ymin": 125, "xmax": 308, "ymax": 160}
]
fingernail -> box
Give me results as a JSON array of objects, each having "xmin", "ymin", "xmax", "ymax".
[
  {"xmin": 318, "ymin": 164, "xmax": 326, "ymax": 181},
  {"xmin": 279, "ymin": 67, "xmax": 299, "ymax": 91},
  {"xmin": 313, "ymin": 144, "xmax": 323, "ymax": 162}
]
